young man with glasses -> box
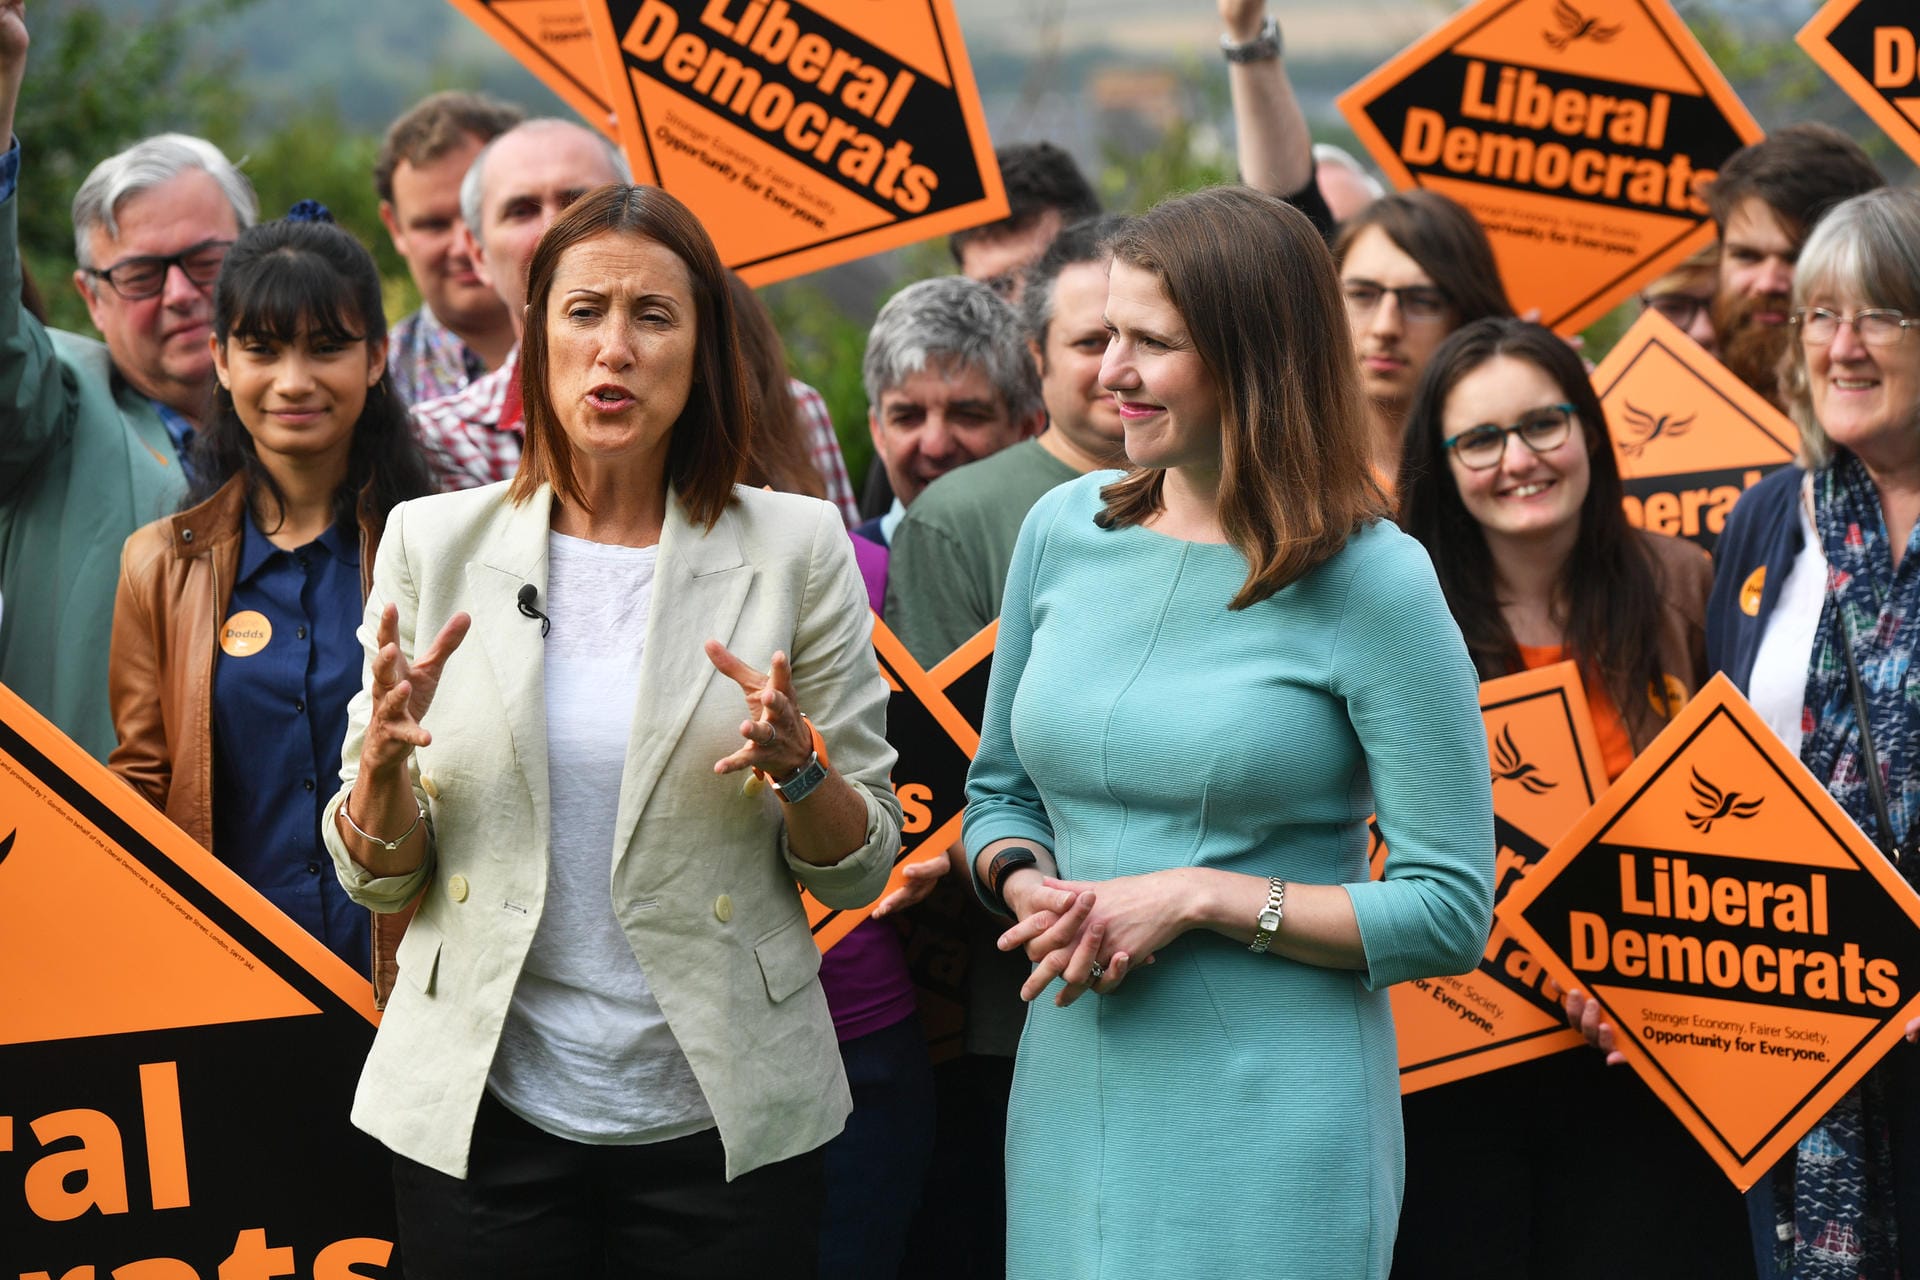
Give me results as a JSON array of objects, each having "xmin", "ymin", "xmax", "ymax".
[
  {"xmin": 0, "ymin": 0, "xmax": 258, "ymax": 760},
  {"xmin": 1332, "ymin": 190, "xmax": 1515, "ymax": 480},
  {"xmin": 1639, "ymin": 245, "xmax": 1719, "ymax": 355}
]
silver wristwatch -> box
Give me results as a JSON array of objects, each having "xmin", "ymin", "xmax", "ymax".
[
  {"xmin": 1220, "ymin": 15, "xmax": 1283, "ymax": 64},
  {"xmin": 769, "ymin": 750, "xmax": 830, "ymax": 805},
  {"xmin": 1249, "ymin": 877, "xmax": 1286, "ymax": 953}
]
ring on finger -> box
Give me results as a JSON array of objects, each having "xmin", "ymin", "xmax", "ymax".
[
  {"xmin": 1087, "ymin": 960, "xmax": 1106, "ymax": 983},
  {"xmin": 763, "ymin": 722, "xmax": 779, "ymax": 747}
]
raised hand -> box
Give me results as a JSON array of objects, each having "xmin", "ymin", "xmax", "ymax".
[
  {"xmin": 706, "ymin": 641, "xmax": 812, "ymax": 780},
  {"xmin": 0, "ymin": 0, "xmax": 29, "ymax": 145},
  {"xmin": 359, "ymin": 603, "xmax": 471, "ymax": 778},
  {"xmin": 1219, "ymin": 0, "xmax": 1265, "ymax": 41}
]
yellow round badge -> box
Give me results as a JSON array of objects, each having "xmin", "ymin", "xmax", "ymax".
[
  {"xmin": 1739, "ymin": 566, "xmax": 1765, "ymax": 617},
  {"xmin": 220, "ymin": 610, "xmax": 273, "ymax": 658},
  {"xmin": 1648, "ymin": 673, "xmax": 1688, "ymax": 719}
]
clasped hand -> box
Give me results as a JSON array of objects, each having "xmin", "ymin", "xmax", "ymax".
[{"xmin": 1000, "ymin": 870, "xmax": 1195, "ymax": 1007}]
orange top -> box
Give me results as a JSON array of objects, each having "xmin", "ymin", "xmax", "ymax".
[{"xmin": 1516, "ymin": 643, "xmax": 1635, "ymax": 781}]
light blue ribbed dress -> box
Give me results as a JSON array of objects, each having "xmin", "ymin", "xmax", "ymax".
[{"xmin": 964, "ymin": 473, "xmax": 1496, "ymax": 1280}]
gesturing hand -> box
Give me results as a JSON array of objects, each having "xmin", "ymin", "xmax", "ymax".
[
  {"xmin": 360, "ymin": 603, "xmax": 471, "ymax": 777},
  {"xmin": 871, "ymin": 844, "xmax": 957, "ymax": 918},
  {"xmin": 706, "ymin": 641, "xmax": 812, "ymax": 780}
]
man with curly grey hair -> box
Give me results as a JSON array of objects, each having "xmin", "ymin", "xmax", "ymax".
[
  {"xmin": 853, "ymin": 275, "xmax": 1044, "ymax": 549},
  {"xmin": 0, "ymin": 0, "xmax": 257, "ymax": 760}
]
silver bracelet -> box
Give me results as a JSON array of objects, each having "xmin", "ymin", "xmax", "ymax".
[{"xmin": 339, "ymin": 790, "xmax": 426, "ymax": 852}]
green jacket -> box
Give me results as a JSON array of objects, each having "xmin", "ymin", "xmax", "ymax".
[{"xmin": 0, "ymin": 184, "xmax": 187, "ymax": 762}]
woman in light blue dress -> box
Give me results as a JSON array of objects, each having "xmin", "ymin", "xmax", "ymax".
[{"xmin": 963, "ymin": 186, "xmax": 1496, "ymax": 1280}]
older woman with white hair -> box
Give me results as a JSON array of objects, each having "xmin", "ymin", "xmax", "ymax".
[{"xmin": 1575, "ymin": 185, "xmax": 1920, "ymax": 1279}]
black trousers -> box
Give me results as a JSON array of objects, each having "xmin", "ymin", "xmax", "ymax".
[{"xmin": 391, "ymin": 1092, "xmax": 825, "ymax": 1279}]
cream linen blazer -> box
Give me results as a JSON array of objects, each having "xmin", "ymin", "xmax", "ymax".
[{"xmin": 321, "ymin": 480, "xmax": 901, "ymax": 1180}]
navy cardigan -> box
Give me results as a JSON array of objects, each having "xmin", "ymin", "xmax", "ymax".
[{"xmin": 1705, "ymin": 464, "xmax": 1803, "ymax": 691}]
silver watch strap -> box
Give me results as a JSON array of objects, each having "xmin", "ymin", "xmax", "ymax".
[
  {"xmin": 1248, "ymin": 876, "xmax": 1286, "ymax": 953},
  {"xmin": 769, "ymin": 750, "xmax": 829, "ymax": 804}
]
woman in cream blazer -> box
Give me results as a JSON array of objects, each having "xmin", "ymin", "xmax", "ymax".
[{"xmin": 322, "ymin": 185, "xmax": 900, "ymax": 1276}]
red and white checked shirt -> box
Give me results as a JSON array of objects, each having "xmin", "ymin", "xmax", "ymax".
[
  {"xmin": 791, "ymin": 378, "xmax": 857, "ymax": 526},
  {"xmin": 411, "ymin": 348, "xmax": 523, "ymax": 493}
]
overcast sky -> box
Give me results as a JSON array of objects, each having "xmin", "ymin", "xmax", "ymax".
[{"xmin": 954, "ymin": 0, "xmax": 1450, "ymax": 57}]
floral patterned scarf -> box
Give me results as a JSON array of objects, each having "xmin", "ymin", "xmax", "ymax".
[{"xmin": 1777, "ymin": 452, "xmax": 1920, "ymax": 1279}]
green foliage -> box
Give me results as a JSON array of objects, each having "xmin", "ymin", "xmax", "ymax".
[
  {"xmin": 17, "ymin": 0, "xmax": 422, "ymax": 340},
  {"xmin": 240, "ymin": 104, "xmax": 415, "ymax": 317},
  {"xmin": 1097, "ymin": 55, "xmax": 1235, "ymax": 214},
  {"xmin": 764, "ymin": 280, "xmax": 876, "ymax": 487},
  {"xmin": 19, "ymin": 0, "xmax": 254, "ymax": 333}
]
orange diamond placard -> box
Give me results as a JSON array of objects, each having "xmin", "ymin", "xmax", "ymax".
[
  {"xmin": 1498, "ymin": 674, "xmax": 1920, "ymax": 1190},
  {"xmin": 1373, "ymin": 662, "xmax": 1609, "ymax": 1092},
  {"xmin": 447, "ymin": 0, "xmax": 618, "ymax": 137},
  {"xmin": 801, "ymin": 615, "xmax": 995, "ymax": 1062},
  {"xmin": 1799, "ymin": 2, "xmax": 1920, "ymax": 170},
  {"xmin": 584, "ymin": 0, "xmax": 1008, "ymax": 285},
  {"xmin": 1590, "ymin": 308, "xmax": 1798, "ymax": 553},
  {"xmin": 801, "ymin": 613, "xmax": 988, "ymax": 954},
  {"xmin": 1337, "ymin": 0, "xmax": 1761, "ymax": 334},
  {"xmin": 0, "ymin": 682, "xmax": 397, "ymax": 1261}
]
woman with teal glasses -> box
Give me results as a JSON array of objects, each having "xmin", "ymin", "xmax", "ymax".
[{"xmin": 1394, "ymin": 316, "xmax": 1746, "ymax": 1278}]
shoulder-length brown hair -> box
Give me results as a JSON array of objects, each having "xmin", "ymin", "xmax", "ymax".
[
  {"xmin": 1396, "ymin": 318, "xmax": 1662, "ymax": 707},
  {"xmin": 509, "ymin": 184, "xmax": 751, "ymax": 529},
  {"xmin": 724, "ymin": 270, "xmax": 826, "ymax": 500},
  {"xmin": 1332, "ymin": 190, "xmax": 1514, "ymax": 328},
  {"xmin": 1100, "ymin": 186, "xmax": 1388, "ymax": 609}
]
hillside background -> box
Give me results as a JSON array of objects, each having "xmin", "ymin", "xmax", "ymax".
[{"xmin": 25, "ymin": 0, "xmax": 1906, "ymax": 481}]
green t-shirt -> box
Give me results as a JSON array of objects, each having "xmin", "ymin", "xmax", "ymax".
[{"xmin": 884, "ymin": 438, "xmax": 1083, "ymax": 667}]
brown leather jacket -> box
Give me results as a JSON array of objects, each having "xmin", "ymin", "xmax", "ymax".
[
  {"xmin": 107, "ymin": 473, "xmax": 412, "ymax": 1004},
  {"xmin": 1616, "ymin": 529, "xmax": 1714, "ymax": 752}
]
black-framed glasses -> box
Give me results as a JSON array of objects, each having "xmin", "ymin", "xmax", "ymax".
[
  {"xmin": 84, "ymin": 238, "xmax": 233, "ymax": 300},
  {"xmin": 1643, "ymin": 292, "xmax": 1711, "ymax": 330},
  {"xmin": 1444, "ymin": 404, "xmax": 1577, "ymax": 470},
  {"xmin": 1341, "ymin": 279, "xmax": 1451, "ymax": 324},
  {"xmin": 1792, "ymin": 306, "xmax": 1920, "ymax": 348}
]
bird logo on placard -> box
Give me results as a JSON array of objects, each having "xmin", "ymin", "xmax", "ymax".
[
  {"xmin": 1686, "ymin": 769, "xmax": 1763, "ymax": 832},
  {"xmin": 1491, "ymin": 725, "xmax": 1557, "ymax": 794},
  {"xmin": 1618, "ymin": 402, "xmax": 1696, "ymax": 457},
  {"xmin": 1545, "ymin": 0, "xmax": 1623, "ymax": 50},
  {"xmin": 0, "ymin": 828, "xmax": 13, "ymax": 868}
]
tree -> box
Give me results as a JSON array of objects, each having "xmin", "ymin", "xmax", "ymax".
[{"xmin": 18, "ymin": 0, "xmax": 255, "ymax": 333}]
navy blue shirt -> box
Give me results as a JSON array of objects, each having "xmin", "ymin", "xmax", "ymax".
[{"xmin": 210, "ymin": 511, "xmax": 369, "ymax": 974}]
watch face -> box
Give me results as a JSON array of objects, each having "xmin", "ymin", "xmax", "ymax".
[{"xmin": 1258, "ymin": 909, "xmax": 1282, "ymax": 932}]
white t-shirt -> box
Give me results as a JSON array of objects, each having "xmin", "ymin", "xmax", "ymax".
[
  {"xmin": 486, "ymin": 532, "xmax": 715, "ymax": 1145},
  {"xmin": 1747, "ymin": 473, "xmax": 1826, "ymax": 758}
]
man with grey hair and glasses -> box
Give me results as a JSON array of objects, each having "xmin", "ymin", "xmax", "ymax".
[
  {"xmin": 0, "ymin": 0, "xmax": 257, "ymax": 760},
  {"xmin": 851, "ymin": 276, "xmax": 1044, "ymax": 551}
]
